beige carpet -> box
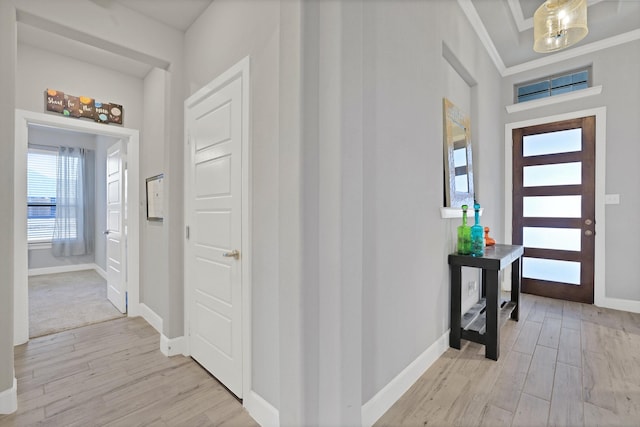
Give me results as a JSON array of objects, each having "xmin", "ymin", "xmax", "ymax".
[{"xmin": 29, "ymin": 269, "xmax": 125, "ymax": 338}]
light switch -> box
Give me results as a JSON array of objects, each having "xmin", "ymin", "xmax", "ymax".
[{"xmin": 605, "ymin": 194, "xmax": 620, "ymax": 205}]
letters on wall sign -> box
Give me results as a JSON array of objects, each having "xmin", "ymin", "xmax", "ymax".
[{"xmin": 44, "ymin": 89, "xmax": 124, "ymax": 125}]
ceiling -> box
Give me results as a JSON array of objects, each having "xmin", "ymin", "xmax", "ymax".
[
  {"xmin": 113, "ymin": 0, "xmax": 213, "ymax": 32},
  {"xmin": 467, "ymin": 0, "xmax": 640, "ymax": 72},
  {"xmin": 16, "ymin": 0, "xmax": 640, "ymax": 79},
  {"xmin": 17, "ymin": 0, "xmax": 214, "ymax": 78}
]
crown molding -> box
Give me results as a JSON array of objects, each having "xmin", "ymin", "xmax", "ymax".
[
  {"xmin": 457, "ymin": 0, "xmax": 506, "ymax": 75},
  {"xmin": 507, "ymin": 0, "xmax": 531, "ymax": 32},
  {"xmin": 503, "ymin": 29, "xmax": 640, "ymax": 76}
]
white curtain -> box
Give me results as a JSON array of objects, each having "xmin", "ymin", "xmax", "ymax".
[{"xmin": 52, "ymin": 147, "xmax": 94, "ymax": 257}]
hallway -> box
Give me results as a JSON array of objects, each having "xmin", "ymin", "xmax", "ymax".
[{"xmin": 0, "ymin": 317, "xmax": 257, "ymax": 426}]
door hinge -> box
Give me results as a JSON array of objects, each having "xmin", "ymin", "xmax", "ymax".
[{"xmin": 186, "ymin": 225, "xmax": 190, "ymax": 239}]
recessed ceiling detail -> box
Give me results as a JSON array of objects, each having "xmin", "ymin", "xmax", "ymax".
[{"xmin": 466, "ymin": 0, "xmax": 640, "ymax": 73}]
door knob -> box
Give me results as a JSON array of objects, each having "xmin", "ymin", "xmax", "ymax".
[
  {"xmin": 585, "ymin": 219, "xmax": 593, "ymax": 225},
  {"xmin": 585, "ymin": 230, "xmax": 593, "ymax": 236},
  {"xmin": 223, "ymin": 249, "xmax": 240, "ymax": 260},
  {"xmin": 103, "ymin": 230, "xmax": 110, "ymax": 235}
]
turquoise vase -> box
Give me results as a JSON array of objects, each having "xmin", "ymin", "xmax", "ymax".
[
  {"xmin": 471, "ymin": 202, "xmax": 484, "ymax": 257},
  {"xmin": 457, "ymin": 205, "xmax": 471, "ymax": 255}
]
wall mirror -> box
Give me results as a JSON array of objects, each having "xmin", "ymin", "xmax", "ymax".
[{"xmin": 443, "ymin": 98, "xmax": 474, "ymax": 207}]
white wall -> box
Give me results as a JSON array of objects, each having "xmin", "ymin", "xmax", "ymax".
[
  {"xmin": 501, "ymin": 39, "xmax": 640, "ymax": 303},
  {"xmin": 16, "ymin": 43, "xmax": 143, "ymax": 132},
  {"xmin": 0, "ymin": 0, "xmax": 17, "ymax": 404},
  {"xmin": 185, "ymin": 0, "xmax": 281, "ymax": 409},
  {"xmin": 361, "ymin": 0, "xmax": 503, "ymax": 405},
  {"xmin": 140, "ymin": 68, "xmax": 169, "ymax": 324}
]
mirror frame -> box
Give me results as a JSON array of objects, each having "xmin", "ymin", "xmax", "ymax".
[{"xmin": 443, "ymin": 98, "xmax": 474, "ymax": 207}]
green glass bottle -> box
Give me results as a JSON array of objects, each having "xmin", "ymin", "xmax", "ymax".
[
  {"xmin": 471, "ymin": 201, "xmax": 484, "ymax": 257},
  {"xmin": 457, "ymin": 205, "xmax": 471, "ymax": 255}
]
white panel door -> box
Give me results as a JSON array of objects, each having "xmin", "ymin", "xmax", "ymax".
[
  {"xmin": 186, "ymin": 75, "xmax": 243, "ymax": 397},
  {"xmin": 106, "ymin": 141, "xmax": 126, "ymax": 313}
]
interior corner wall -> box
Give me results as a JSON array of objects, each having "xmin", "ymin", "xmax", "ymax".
[
  {"xmin": 501, "ymin": 40, "xmax": 640, "ymax": 303},
  {"xmin": 184, "ymin": 0, "xmax": 281, "ymax": 409},
  {"xmin": 361, "ymin": 0, "xmax": 503, "ymax": 404},
  {"xmin": 0, "ymin": 0, "xmax": 17, "ymax": 399}
]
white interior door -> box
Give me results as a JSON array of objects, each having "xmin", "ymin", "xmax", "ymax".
[
  {"xmin": 186, "ymin": 72, "xmax": 244, "ymax": 397},
  {"xmin": 106, "ymin": 140, "xmax": 126, "ymax": 313}
]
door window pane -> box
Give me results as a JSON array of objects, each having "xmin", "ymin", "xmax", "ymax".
[
  {"xmin": 523, "ymin": 257, "xmax": 581, "ymax": 285},
  {"xmin": 523, "ymin": 128, "xmax": 582, "ymax": 157},
  {"xmin": 523, "ymin": 195, "xmax": 581, "ymax": 218},
  {"xmin": 523, "ymin": 227, "xmax": 581, "ymax": 251},
  {"xmin": 523, "ymin": 162, "xmax": 581, "ymax": 187}
]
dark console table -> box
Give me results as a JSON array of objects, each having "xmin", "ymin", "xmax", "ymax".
[{"xmin": 448, "ymin": 244, "xmax": 524, "ymax": 360}]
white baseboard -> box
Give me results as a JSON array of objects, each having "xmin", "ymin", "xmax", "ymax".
[
  {"xmin": 139, "ymin": 304, "xmax": 186, "ymax": 357},
  {"xmin": 160, "ymin": 335, "xmax": 185, "ymax": 357},
  {"xmin": 596, "ymin": 296, "xmax": 640, "ymax": 314},
  {"xmin": 245, "ymin": 390, "xmax": 280, "ymax": 427},
  {"xmin": 0, "ymin": 378, "xmax": 17, "ymax": 414},
  {"xmin": 94, "ymin": 265, "xmax": 107, "ymax": 280},
  {"xmin": 361, "ymin": 330, "xmax": 450, "ymax": 427},
  {"xmin": 28, "ymin": 263, "xmax": 97, "ymax": 277},
  {"xmin": 139, "ymin": 303, "xmax": 163, "ymax": 334}
]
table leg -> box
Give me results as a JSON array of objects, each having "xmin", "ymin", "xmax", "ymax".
[
  {"xmin": 511, "ymin": 257, "xmax": 521, "ymax": 321},
  {"xmin": 450, "ymin": 265, "xmax": 461, "ymax": 350},
  {"xmin": 485, "ymin": 270, "xmax": 499, "ymax": 360},
  {"xmin": 481, "ymin": 269, "xmax": 487, "ymax": 298}
]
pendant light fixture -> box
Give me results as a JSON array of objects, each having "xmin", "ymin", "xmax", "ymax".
[{"xmin": 533, "ymin": 0, "xmax": 588, "ymax": 53}]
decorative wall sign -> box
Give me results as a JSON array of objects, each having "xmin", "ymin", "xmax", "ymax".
[{"xmin": 44, "ymin": 89, "xmax": 123, "ymax": 125}]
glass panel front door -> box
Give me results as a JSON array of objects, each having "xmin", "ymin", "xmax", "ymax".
[{"xmin": 512, "ymin": 116, "xmax": 595, "ymax": 303}]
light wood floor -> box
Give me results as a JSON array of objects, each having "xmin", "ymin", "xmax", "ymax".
[
  {"xmin": 3, "ymin": 294, "xmax": 639, "ymax": 426},
  {"xmin": 377, "ymin": 293, "xmax": 640, "ymax": 427},
  {"xmin": 0, "ymin": 317, "xmax": 258, "ymax": 427}
]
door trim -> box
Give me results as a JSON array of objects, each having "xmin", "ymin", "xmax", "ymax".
[
  {"xmin": 504, "ymin": 107, "xmax": 606, "ymax": 308},
  {"xmin": 183, "ymin": 56, "xmax": 252, "ymax": 399},
  {"xmin": 14, "ymin": 109, "xmax": 140, "ymax": 345}
]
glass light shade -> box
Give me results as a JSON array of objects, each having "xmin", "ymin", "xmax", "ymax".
[{"xmin": 533, "ymin": 0, "xmax": 588, "ymax": 53}]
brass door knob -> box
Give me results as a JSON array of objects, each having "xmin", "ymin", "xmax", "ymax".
[{"xmin": 223, "ymin": 249, "xmax": 240, "ymax": 259}]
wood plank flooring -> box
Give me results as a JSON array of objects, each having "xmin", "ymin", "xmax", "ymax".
[
  {"xmin": 376, "ymin": 293, "xmax": 640, "ymax": 427},
  {"xmin": 3, "ymin": 293, "xmax": 639, "ymax": 426},
  {"xmin": 0, "ymin": 317, "xmax": 258, "ymax": 427}
]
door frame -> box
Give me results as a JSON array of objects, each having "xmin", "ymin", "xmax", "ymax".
[
  {"xmin": 14, "ymin": 109, "xmax": 140, "ymax": 345},
  {"xmin": 504, "ymin": 107, "xmax": 606, "ymax": 308},
  {"xmin": 183, "ymin": 56, "xmax": 252, "ymax": 399}
]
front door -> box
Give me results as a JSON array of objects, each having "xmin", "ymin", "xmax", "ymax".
[
  {"xmin": 106, "ymin": 140, "xmax": 127, "ymax": 313},
  {"xmin": 512, "ymin": 116, "xmax": 595, "ymax": 303},
  {"xmin": 185, "ymin": 66, "xmax": 245, "ymax": 398}
]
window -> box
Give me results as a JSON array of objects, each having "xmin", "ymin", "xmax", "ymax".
[
  {"xmin": 28, "ymin": 147, "xmax": 58, "ymax": 242},
  {"xmin": 515, "ymin": 67, "xmax": 590, "ymax": 103}
]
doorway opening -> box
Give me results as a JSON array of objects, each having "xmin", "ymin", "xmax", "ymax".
[
  {"xmin": 14, "ymin": 109, "xmax": 141, "ymax": 346},
  {"xmin": 505, "ymin": 107, "xmax": 606, "ymax": 307},
  {"xmin": 512, "ymin": 116, "xmax": 595, "ymax": 303},
  {"xmin": 28, "ymin": 270, "xmax": 124, "ymax": 338}
]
